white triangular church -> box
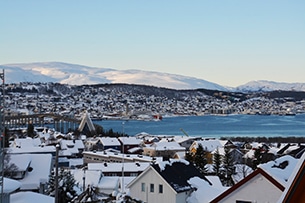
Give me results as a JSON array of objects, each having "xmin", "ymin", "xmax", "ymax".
[{"xmin": 78, "ymin": 111, "xmax": 96, "ymax": 133}]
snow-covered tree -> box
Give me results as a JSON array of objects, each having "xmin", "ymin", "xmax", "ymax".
[{"xmin": 46, "ymin": 168, "xmax": 78, "ymax": 203}]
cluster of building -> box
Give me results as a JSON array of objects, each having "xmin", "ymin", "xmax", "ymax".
[
  {"xmin": 2, "ymin": 123, "xmax": 305, "ymax": 203},
  {"xmin": 4, "ymin": 82, "xmax": 305, "ymax": 120}
]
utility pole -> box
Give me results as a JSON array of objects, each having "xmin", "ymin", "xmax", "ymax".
[
  {"xmin": 0, "ymin": 70, "xmax": 5, "ymax": 203},
  {"xmin": 54, "ymin": 144, "xmax": 59, "ymax": 203}
]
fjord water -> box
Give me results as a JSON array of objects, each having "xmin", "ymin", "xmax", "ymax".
[{"xmin": 94, "ymin": 114, "xmax": 305, "ymax": 138}]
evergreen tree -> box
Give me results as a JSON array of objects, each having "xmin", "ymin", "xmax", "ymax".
[
  {"xmin": 253, "ymin": 147, "xmax": 262, "ymax": 169},
  {"xmin": 213, "ymin": 147, "xmax": 222, "ymax": 176},
  {"xmin": 27, "ymin": 122, "xmax": 35, "ymax": 138},
  {"xmin": 193, "ymin": 144, "xmax": 208, "ymax": 174},
  {"xmin": 222, "ymin": 147, "xmax": 235, "ymax": 186},
  {"xmin": 3, "ymin": 127, "xmax": 10, "ymax": 148},
  {"xmin": 46, "ymin": 168, "xmax": 78, "ymax": 203}
]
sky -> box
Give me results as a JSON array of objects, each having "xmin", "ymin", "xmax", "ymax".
[{"xmin": 0, "ymin": 1, "xmax": 304, "ymax": 87}]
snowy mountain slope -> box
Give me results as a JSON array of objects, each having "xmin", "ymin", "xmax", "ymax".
[
  {"xmin": 0, "ymin": 62, "xmax": 228, "ymax": 91},
  {"xmin": 236, "ymin": 80, "xmax": 305, "ymax": 92}
]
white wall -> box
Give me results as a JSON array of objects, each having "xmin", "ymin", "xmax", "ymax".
[
  {"xmin": 219, "ymin": 173, "xmax": 283, "ymax": 203},
  {"xmin": 129, "ymin": 168, "xmax": 180, "ymax": 203}
]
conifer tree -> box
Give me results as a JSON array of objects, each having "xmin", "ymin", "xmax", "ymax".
[
  {"xmin": 193, "ymin": 144, "xmax": 208, "ymax": 174},
  {"xmin": 213, "ymin": 147, "xmax": 222, "ymax": 176},
  {"xmin": 253, "ymin": 147, "xmax": 263, "ymax": 169},
  {"xmin": 27, "ymin": 122, "xmax": 35, "ymax": 138},
  {"xmin": 46, "ymin": 168, "xmax": 78, "ymax": 203},
  {"xmin": 222, "ymin": 147, "xmax": 235, "ymax": 186}
]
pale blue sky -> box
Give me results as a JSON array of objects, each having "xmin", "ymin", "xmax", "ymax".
[{"xmin": 1, "ymin": 1, "xmax": 304, "ymax": 87}]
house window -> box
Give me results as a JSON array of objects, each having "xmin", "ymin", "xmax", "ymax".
[
  {"xmin": 150, "ymin": 183, "xmax": 154, "ymax": 192},
  {"xmin": 141, "ymin": 183, "xmax": 145, "ymax": 192},
  {"xmin": 159, "ymin": 184, "xmax": 163, "ymax": 193}
]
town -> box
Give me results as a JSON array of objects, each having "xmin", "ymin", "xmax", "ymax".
[
  {"xmin": 1, "ymin": 82, "xmax": 305, "ymax": 203},
  {"xmin": 4, "ymin": 82, "xmax": 305, "ymax": 120}
]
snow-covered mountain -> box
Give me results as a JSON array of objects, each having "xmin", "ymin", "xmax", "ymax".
[
  {"xmin": 1, "ymin": 62, "xmax": 305, "ymax": 92},
  {"xmin": 0, "ymin": 62, "xmax": 228, "ymax": 91},
  {"xmin": 236, "ymin": 80, "xmax": 305, "ymax": 92}
]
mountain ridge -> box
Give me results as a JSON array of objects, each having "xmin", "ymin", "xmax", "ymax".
[{"xmin": 1, "ymin": 62, "xmax": 305, "ymax": 92}]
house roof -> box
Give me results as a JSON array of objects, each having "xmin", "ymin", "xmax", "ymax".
[
  {"xmin": 210, "ymin": 168, "xmax": 285, "ymax": 203},
  {"xmin": 17, "ymin": 154, "xmax": 52, "ymax": 190},
  {"xmin": 0, "ymin": 177, "xmax": 21, "ymax": 193},
  {"xmin": 258, "ymin": 155, "xmax": 298, "ymax": 187},
  {"xmin": 277, "ymin": 152, "xmax": 305, "ymax": 203},
  {"xmin": 99, "ymin": 137, "xmax": 121, "ymax": 146},
  {"xmin": 149, "ymin": 141, "xmax": 185, "ymax": 151},
  {"xmin": 118, "ymin": 136, "xmax": 141, "ymax": 145},
  {"xmin": 151, "ymin": 160, "xmax": 210, "ymax": 193},
  {"xmin": 10, "ymin": 154, "xmax": 32, "ymax": 171},
  {"xmin": 195, "ymin": 139, "xmax": 227, "ymax": 152},
  {"xmin": 88, "ymin": 162, "xmax": 150, "ymax": 173},
  {"xmin": 10, "ymin": 191, "xmax": 54, "ymax": 203}
]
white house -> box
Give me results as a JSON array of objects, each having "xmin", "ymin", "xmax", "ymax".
[
  {"xmin": 127, "ymin": 160, "xmax": 210, "ymax": 203},
  {"xmin": 210, "ymin": 168, "xmax": 285, "ymax": 203}
]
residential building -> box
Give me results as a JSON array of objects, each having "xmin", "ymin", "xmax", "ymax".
[{"xmin": 128, "ymin": 160, "xmax": 210, "ymax": 203}]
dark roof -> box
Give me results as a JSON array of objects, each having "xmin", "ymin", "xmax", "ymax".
[{"xmin": 151, "ymin": 161, "xmax": 211, "ymax": 193}]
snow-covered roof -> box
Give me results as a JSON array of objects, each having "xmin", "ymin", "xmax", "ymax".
[
  {"xmin": 100, "ymin": 137, "xmax": 121, "ymax": 146},
  {"xmin": 72, "ymin": 169, "xmax": 103, "ymax": 187},
  {"xmin": 83, "ymin": 150, "xmax": 162, "ymax": 163},
  {"xmin": 10, "ymin": 191, "xmax": 54, "ymax": 203},
  {"xmin": 187, "ymin": 176, "xmax": 227, "ymax": 203},
  {"xmin": 259, "ymin": 155, "xmax": 298, "ymax": 186},
  {"xmin": 9, "ymin": 154, "xmax": 31, "ymax": 171},
  {"xmin": 232, "ymin": 164, "xmax": 254, "ymax": 184},
  {"xmin": 13, "ymin": 137, "xmax": 42, "ymax": 148},
  {"xmin": 17, "ymin": 154, "xmax": 52, "ymax": 190},
  {"xmin": 8, "ymin": 145, "xmax": 56, "ymax": 154},
  {"xmin": 88, "ymin": 162, "xmax": 150, "ymax": 173},
  {"xmin": 149, "ymin": 141, "xmax": 185, "ymax": 151},
  {"xmin": 98, "ymin": 176, "xmax": 120, "ymax": 190},
  {"xmin": 118, "ymin": 137, "xmax": 141, "ymax": 145},
  {"xmin": 0, "ymin": 177, "xmax": 21, "ymax": 193},
  {"xmin": 172, "ymin": 136, "xmax": 197, "ymax": 144},
  {"xmin": 195, "ymin": 139, "xmax": 226, "ymax": 152}
]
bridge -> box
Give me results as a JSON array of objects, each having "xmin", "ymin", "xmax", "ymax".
[{"xmin": 4, "ymin": 113, "xmax": 86, "ymax": 133}]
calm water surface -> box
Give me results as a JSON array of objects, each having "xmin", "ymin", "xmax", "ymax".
[{"xmin": 93, "ymin": 114, "xmax": 305, "ymax": 138}]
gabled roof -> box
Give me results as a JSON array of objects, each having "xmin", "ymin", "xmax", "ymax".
[
  {"xmin": 210, "ymin": 168, "xmax": 285, "ymax": 203},
  {"xmin": 151, "ymin": 160, "xmax": 211, "ymax": 193},
  {"xmin": 99, "ymin": 137, "xmax": 121, "ymax": 146},
  {"xmin": 277, "ymin": 152, "xmax": 305, "ymax": 203}
]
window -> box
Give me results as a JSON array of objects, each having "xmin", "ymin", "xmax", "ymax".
[
  {"xmin": 159, "ymin": 184, "xmax": 163, "ymax": 193},
  {"xmin": 150, "ymin": 183, "xmax": 154, "ymax": 192},
  {"xmin": 141, "ymin": 183, "xmax": 145, "ymax": 192}
]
